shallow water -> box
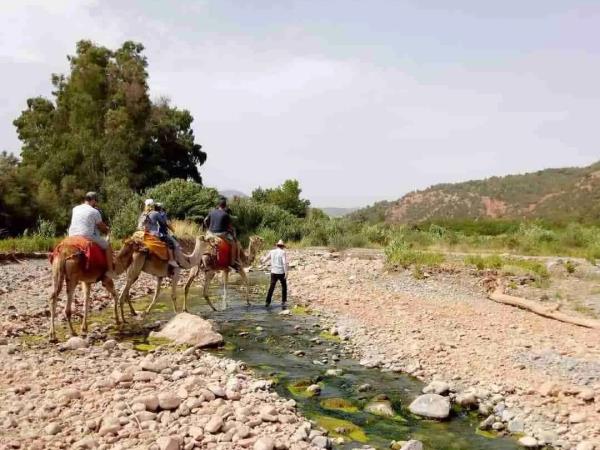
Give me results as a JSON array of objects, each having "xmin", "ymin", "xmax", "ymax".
[{"xmin": 133, "ymin": 273, "xmax": 521, "ymax": 450}]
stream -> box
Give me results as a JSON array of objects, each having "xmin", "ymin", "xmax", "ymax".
[{"xmin": 132, "ymin": 273, "xmax": 522, "ymax": 450}]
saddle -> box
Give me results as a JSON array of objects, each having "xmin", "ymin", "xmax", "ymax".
[
  {"xmin": 128, "ymin": 231, "xmax": 169, "ymax": 261},
  {"xmin": 50, "ymin": 236, "xmax": 107, "ymax": 271},
  {"xmin": 204, "ymin": 235, "xmax": 232, "ymax": 269}
]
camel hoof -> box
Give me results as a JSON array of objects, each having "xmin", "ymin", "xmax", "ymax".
[{"xmin": 129, "ymin": 310, "xmax": 137, "ymax": 317}]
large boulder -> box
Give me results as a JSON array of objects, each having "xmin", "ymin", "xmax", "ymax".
[
  {"xmin": 150, "ymin": 313, "xmax": 223, "ymax": 348},
  {"xmin": 364, "ymin": 399, "xmax": 396, "ymax": 417},
  {"xmin": 408, "ymin": 394, "xmax": 450, "ymax": 419}
]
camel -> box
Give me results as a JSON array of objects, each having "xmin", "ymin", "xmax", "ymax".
[
  {"xmin": 183, "ymin": 236, "xmax": 264, "ymax": 311},
  {"xmin": 48, "ymin": 241, "xmax": 137, "ymax": 342},
  {"xmin": 118, "ymin": 236, "xmax": 206, "ymax": 317}
]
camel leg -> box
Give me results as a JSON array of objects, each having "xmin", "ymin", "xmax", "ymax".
[
  {"xmin": 183, "ymin": 265, "xmax": 199, "ymax": 313},
  {"xmin": 203, "ymin": 271, "xmax": 217, "ymax": 311},
  {"xmin": 222, "ymin": 271, "xmax": 229, "ymax": 310},
  {"xmin": 65, "ymin": 278, "xmax": 78, "ymax": 337},
  {"xmin": 101, "ymin": 277, "xmax": 123, "ymax": 325},
  {"xmin": 80, "ymin": 282, "xmax": 91, "ymax": 335},
  {"xmin": 119, "ymin": 255, "xmax": 144, "ymax": 323},
  {"xmin": 145, "ymin": 277, "xmax": 163, "ymax": 315},
  {"xmin": 48, "ymin": 261, "xmax": 64, "ymax": 342},
  {"xmin": 170, "ymin": 269, "xmax": 180, "ymax": 313},
  {"xmin": 237, "ymin": 268, "xmax": 251, "ymax": 306}
]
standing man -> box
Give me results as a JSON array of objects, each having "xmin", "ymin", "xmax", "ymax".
[
  {"xmin": 261, "ymin": 239, "xmax": 289, "ymax": 307},
  {"xmin": 67, "ymin": 191, "xmax": 115, "ymax": 277}
]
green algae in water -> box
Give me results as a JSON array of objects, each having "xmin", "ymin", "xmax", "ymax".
[
  {"xmin": 476, "ymin": 429, "xmax": 498, "ymax": 439},
  {"xmin": 287, "ymin": 379, "xmax": 321, "ymax": 398},
  {"xmin": 320, "ymin": 397, "xmax": 359, "ymax": 413},
  {"xmin": 291, "ymin": 305, "xmax": 311, "ymax": 316},
  {"xmin": 314, "ymin": 415, "xmax": 368, "ymax": 443},
  {"xmin": 319, "ymin": 331, "xmax": 342, "ymax": 342}
]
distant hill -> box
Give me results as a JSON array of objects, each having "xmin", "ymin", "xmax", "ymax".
[
  {"xmin": 220, "ymin": 189, "xmax": 248, "ymax": 199},
  {"xmin": 357, "ymin": 162, "xmax": 600, "ymax": 224},
  {"xmin": 321, "ymin": 207, "xmax": 358, "ymax": 218}
]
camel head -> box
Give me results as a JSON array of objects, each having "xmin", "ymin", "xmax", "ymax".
[{"xmin": 243, "ymin": 235, "xmax": 264, "ymax": 266}]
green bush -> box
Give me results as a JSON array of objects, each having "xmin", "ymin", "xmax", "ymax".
[
  {"xmin": 384, "ymin": 239, "xmax": 445, "ymax": 269},
  {"xmin": 145, "ymin": 179, "xmax": 220, "ymax": 221},
  {"xmin": 110, "ymin": 195, "xmax": 143, "ymax": 238},
  {"xmin": 464, "ymin": 254, "xmax": 504, "ymax": 270}
]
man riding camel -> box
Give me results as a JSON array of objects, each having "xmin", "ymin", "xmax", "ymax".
[
  {"xmin": 203, "ymin": 197, "xmax": 241, "ymax": 269},
  {"xmin": 138, "ymin": 199, "xmax": 178, "ymax": 268},
  {"xmin": 67, "ymin": 191, "xmax": 115, "ymax": 277}
]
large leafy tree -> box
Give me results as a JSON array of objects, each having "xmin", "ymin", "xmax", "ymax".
[
  {"xmin": 252, "ymin": 179, "xmax": 311, "ymax": 218},
  {"xmin": 12, "ymin": 40, "xmax": 206, "ymax": 232}
]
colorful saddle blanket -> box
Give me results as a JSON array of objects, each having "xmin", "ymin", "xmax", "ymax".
[
  {"xmin": 130, "ymin": 231, "xmax": 169, "ymax": 261},
  {"xmin": 50, "ymin": 236, "xmax": 107, "ymax": 271}
]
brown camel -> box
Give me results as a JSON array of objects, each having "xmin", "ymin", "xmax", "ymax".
[
  {"xmin": 48, "ymin": 242, "xmax": 136, "ymax": 342},
  {"xmin": 118, "ymin": 237, "xmax": 206, "ymax": 316},
  {"xmin": 183, "ymin": 236, "xmax": 264, "ymax": 311}
]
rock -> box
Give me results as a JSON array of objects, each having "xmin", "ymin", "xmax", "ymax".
[
  {"xmin": 207, "ymin": 385, "xmax": 226, "ymax": 398},
  {"xmin": 423, "ymin": 381, "xmax": 450, "ymax": 395},
  {"xmin": 63, "ymin": 336, "xmax": 88, "ymax": 350},
  {"xmin": 508, "ymin": 418, "xmax": 525, "ymax": 433},
  {"xmin": 134, "ymin": 371, "xmax": 157, "ymax": 382},
  {"xmin": 141, "ymin": 356, "xmax": 169, "ymax": 373},
  {"xmin": 518, "ymin": 436, "xmax": 538, "ymax": 448},
  {"xmin": 479, "ymin": 415, "xmax": 495, "ymax": 431},
  {"xmin": 325, "ymin": 369, "xmax": 343, "ymax": 377},
  {"xmin": 579, "ymin": 389, "xmax": 595, "ymax": 402},
  {"xmin": 455, "ymin": 392, "xmax": 478, "ymax": 408},
  {"xmin": 205, "ymin": 415, "xmax": 223, "ymax": 434},
  {"xmin": 156, "ymin": 436, "xmax": 181, "ymax": 450},
  {"xmin": 44, "ymin": 422, "xmax": 61, "ymax": 435},
  {"xmin": 408, "ymin": 394, "xmax": 450, "ymax": 419},
  {"xmin": 357, "ymin": 383, "xmax": 372, "ymax": 392},
  {"xmin": 102, "ymin": 340, "xmax": 117, "ymax": 351},
  {"xmin": 158, "ymin": 392, "xmax": 181, "ymax": 410},
  {"xmin": 400, "ymin": 441, "xmax": 423, "ymax": 450},
  {"xmin": 537, "ymin": 382, "xmax": 558, "ymax": 397},
  {"xmin": 311, "ymin": 436, "xmax": 332, "ymax": 449},
  {"xmin": 569, "ymin": 412, "xmax": 587, "ymax": 423},
  {"xmin": 189, "ymin": 426, "xmax": 203, "ymax": 440},
  {"xmin": 60, "ymin": 388, "xmax": 81, "ymax": 400},
  {"xmin": 576, "ymin": 442, "xmax": 596, "ymax": 450},
  {"xmin": 73, "ymin": 437, "xmax": 98, "ymax": 449},
  {"xmin": 136, "ymin": 394, "xmax": 160, "ymax": 411},
  {"xmin": 537, "ymin": 430, "xmax": 558, "ymax": 446},
  {"xmin": 306, "ymin": 384, "xmax": 321, "ymax": 396},
  {"xmin": 98, "ymin": 417, "xmax": 121, "ymax": 436},
  {"xmin": 279, "ymin": 309, "xmax": 291, "ymax": 316},
  {"xmin": 254, "ymin": 437, "xmax": 275, "ymax": 450},
  {"xmin": 364, "ymin": 399, "xmax": 396, "ymax": 417},
  {"xmin": 149, "ymin": 313, "xmax": 223, "ymax": 347}
]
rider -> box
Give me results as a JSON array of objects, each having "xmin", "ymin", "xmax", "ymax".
[
  {"xmin": 203, "ymin": 197, "xmax": 241, "ymax": 269},
  {"xmin": 67, "ymin": 191, "xmax": 115, "ymax": 277},
  {"xmin": 156, "ymin": 202, "xmax": 178, "ymax": 253},
  {"xmin": 138, "ymin": 199, "xmax": 178, "ymax": 268}
]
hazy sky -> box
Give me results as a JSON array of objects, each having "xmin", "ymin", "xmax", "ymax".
[{"xmin": 1, "ymin": 1, "xmax": 599, "ymax": 207}]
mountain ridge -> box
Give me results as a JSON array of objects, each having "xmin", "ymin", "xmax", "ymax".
[{"xmin": 381, "ymin": 161, "xmax": 600, "ymax": 223}]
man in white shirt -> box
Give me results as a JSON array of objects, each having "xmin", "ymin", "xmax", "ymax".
[
  {"xmin": 261, "ymin": 239, "xmax": 289, "ymax": 307},
  {"xmin": 68, "ymin": 192, "xmax": 115, "ymax": 277}
]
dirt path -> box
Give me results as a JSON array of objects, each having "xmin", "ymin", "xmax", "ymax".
[{"xmin": 288, "ymin": 249, "xmax": 600, "ymax": 450}]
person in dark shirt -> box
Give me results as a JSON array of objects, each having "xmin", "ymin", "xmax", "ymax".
[{"xmin": 204, "ymin": 197, "xmax": 240, "ymax": 268}]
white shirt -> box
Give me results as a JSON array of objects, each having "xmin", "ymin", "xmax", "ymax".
[
  {"xmin": 262, "ymin": 248, "xmax": 288, "ymax": 275},
  {"xmin": 68, "ymin": 204, "xmax": 102, "ymax": 238}
]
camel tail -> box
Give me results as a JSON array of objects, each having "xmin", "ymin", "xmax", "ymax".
[{"xmin": 50, "ymin": 255, "xmax": 66, "ymax": 299}]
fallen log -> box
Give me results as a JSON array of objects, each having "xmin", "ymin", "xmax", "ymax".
[
  {"xmin": 0, "ymin": 252, "xmax": 50, "ymax": 262},
  {"xmin": 484, "ymin": 277, "xmax": 600, "ymax": 330}
]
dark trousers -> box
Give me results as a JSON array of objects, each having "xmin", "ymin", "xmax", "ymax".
[{"xmin": 266, "ymin": 273, "xmax": 287, "ymax": 305}]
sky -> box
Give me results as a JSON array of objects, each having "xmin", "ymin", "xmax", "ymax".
[{"xmin": 1, "ymin": 1, "xmax": 599, "ymax": 207}]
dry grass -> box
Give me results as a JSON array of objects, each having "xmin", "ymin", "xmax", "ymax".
[{"xmin": 171, "ymin": 220, "xmax": 201, "ymax": 238}]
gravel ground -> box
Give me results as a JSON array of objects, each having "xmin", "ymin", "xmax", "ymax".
[{"xmin": 288, "ymin": 249, "xmax": 600, "ymax": 450}]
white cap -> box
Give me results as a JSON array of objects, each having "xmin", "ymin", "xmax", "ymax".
[
  {"xmin": 276, "ymin": 239, "xmax": 285, "ymax": 247},
  {"xmin": 144, "ymin": 198, "xmax": 154, "ymax": 207}
]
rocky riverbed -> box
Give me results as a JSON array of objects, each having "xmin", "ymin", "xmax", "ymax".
[
  {"xmin": 286, "ymin": 249, "xmax": 600, "ymax": 450},
  {"xmin": 1, "ymin": 251, "xmax": 600, "ymax": 450}
]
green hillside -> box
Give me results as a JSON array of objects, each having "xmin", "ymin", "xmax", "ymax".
[{"xmin": 382, "ymin": 161, "xmax": 600, "ymax": 224}]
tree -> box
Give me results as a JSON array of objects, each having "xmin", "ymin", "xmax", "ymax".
[
  {"xmin": 0, "ymin": 152, "xmax": 39, "ymax": 235},
  {"xmin": 12, "ymin": 39, "xmax": 207, "ymax": 232},
  {"xmin": 251, "ymin": 179, "xmax": 311, "ymax": 217}
]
